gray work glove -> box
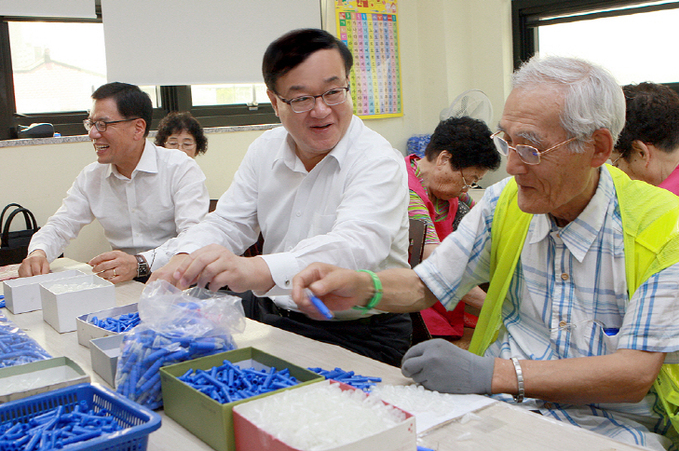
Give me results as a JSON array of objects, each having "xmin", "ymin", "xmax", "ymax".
[{"xmin": 401, "ymin": 338, "xmax": 495, "ymax": 394}]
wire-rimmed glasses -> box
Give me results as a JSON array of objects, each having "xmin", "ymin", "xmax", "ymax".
[
  {"xmin": 491, "ymin": 131, "xmax": 577, "ymax": 165},
  {"xmin": 84, "ymin": 117, "xmax": 140, "ymax": 133},
  {"xmin": 460, "ymin": 171, "xmax": 479, "ymax": 191}
]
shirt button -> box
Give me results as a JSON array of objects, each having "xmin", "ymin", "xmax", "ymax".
[
  {"xmin": 561, "ymin": 273, "xmax": 569, "ymax": 281},
  {"xmin": 284, "ymin": 279, "xmax": 290, "ymax": 287},
  {"xmin": 559, "ymin": 320, "xmax": 568, "ymax": 328},
  {"xmin": 296, "ymin": 211, "xmax": 302, "ymax": 217}
]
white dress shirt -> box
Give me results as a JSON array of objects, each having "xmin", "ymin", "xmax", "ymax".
[
  {"xmin": 29, "ymin": 140, "xmax": 209, "ymax": 270},
  {"xmin": 173, "ymin": 116, "xmax": 410, "ymax": 318}
]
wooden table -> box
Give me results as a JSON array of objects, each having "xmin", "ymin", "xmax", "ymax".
[{"xmin": 1, "ymin": 259, "xmax": 649, "ymax": 451}]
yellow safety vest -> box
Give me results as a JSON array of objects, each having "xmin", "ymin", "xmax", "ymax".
[{"xmin": 469, "ymin": 165, "xmax": 679, "ymax": 434}]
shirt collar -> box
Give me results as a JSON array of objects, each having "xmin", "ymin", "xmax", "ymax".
[
  {"xmin": 106, "ymin": 140, "xmax": 157, "ymax": 180},
  {"xmin": 529, "ymin": 166, "xmax": 615, "ymax": 262},
  {"xmin": 272, "ymin": 116, "xmax": 357, "ymax": 173}
]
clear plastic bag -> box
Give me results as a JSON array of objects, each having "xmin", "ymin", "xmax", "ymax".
[
  {"xmin": 0, "ymin": 313, "xmax": 51, "ymax": 368},
  {"xmin": 114, "ymin": 280, "xmax": 245, "ymax": 409}
]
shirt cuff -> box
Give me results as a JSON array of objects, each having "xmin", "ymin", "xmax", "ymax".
[
  {"xmin": 258, "ymin": 252, "xmax": 300, "ymax": 296},
  {"xmin": 28, "ymin": 244, "xmax": 55, "ymax": 263}
]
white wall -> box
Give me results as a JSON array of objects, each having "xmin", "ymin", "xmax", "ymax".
[{"xmin": 0, "ymin": 0, "xmax": 515, "ymax": 262}]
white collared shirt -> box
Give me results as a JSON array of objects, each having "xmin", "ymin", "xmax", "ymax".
[
  {"xmin": 173, "ymin": 116, "xmax": 410, "ymax": 318},
  {"xmin": 29, "ymin": 140, "xmax": 209, "ymax": 269}
]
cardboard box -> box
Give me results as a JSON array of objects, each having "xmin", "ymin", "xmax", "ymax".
[
  {"xmin": 232, "ymin": 380, "xmax": 416, "ymax": 451},
  {"xmin": 76, "ymin": 303, "xmax": 138, "ymax": 348},
  {"xmin": 40, "ymin": 274, "xmax": 115, "ymax": 333},
  {"xmin": 0, "ymin": 356, "xmax": 90, "ymax": 403},
  {"xmin": 160, "ymin": 347, "xmax": 324, "ymax": 451},
  {"xmin": 2, "ymin": 270, "xmax": 86, "ymax": 314},
  {"xmin": 90, "ymin": 334, "xmax": 124, "ymax": 387}
]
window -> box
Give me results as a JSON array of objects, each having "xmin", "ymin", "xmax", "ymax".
[
  {"xmin": 512, "ymin": 1, "xmax": 679, "ymax": 90},
  {"xmin": 192, "ymin": 84, "xmax": 269, "ymax": 107},
  {"xmin": 0, "ymin": 16, "xmax": 277, "ymax": 140}
]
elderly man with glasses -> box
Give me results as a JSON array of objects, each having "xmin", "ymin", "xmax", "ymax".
[
  {"xmin": 19, "ymin": 82, "xmax": 209, "ymax": 283},
  {"xmin": 150, "ymin": 28, "xmax": 411, "ymax": 367},
  {"xmin": 291, "ymin": 55, "xmax": 679, "ymax": 449}
]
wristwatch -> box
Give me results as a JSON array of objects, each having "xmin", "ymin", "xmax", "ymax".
[{"xmin": 134, "ymin": 254, "xmax": 150, "ymax": 278}]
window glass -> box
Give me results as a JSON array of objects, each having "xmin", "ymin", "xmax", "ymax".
[
  {"xmin": 9, "ymin": 21, "xmax": 158, "ymax": 114},
  {"xmin": 538, "ymin": 7, "xmax": 679, "ymax": 84},
  {"xmin": 191, "ymin": 83, "xmax": 271, "ymax": 106}
]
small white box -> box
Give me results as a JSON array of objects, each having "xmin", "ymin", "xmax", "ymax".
[
  {"xmin": 76, "ymin": 303, "xmax": 138, "ymax": 348},
  {"xmin": 2, "ymin": 270, "xmax": 86, "ymax": 314},
  {"xmin": 90, "ymin": 334, "xmax": 124, "ymax": 387},
  {"xmin": 40, "ymin": 274, "xmax": 115, "ymax": 333}
]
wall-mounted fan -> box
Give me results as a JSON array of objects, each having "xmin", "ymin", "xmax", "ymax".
[{"xmin": 439, "ymin": 89, "xmax": 493, "ymax": 126}]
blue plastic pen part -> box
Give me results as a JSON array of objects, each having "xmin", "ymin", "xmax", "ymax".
[{"xmin": 305, "ymin": 288, "xmax": 333, "ymax": 319}]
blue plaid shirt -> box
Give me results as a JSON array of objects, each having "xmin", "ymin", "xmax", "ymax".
[{"xmin": 415, "ymin": 166, "xmax": 679, "ymax": 450}]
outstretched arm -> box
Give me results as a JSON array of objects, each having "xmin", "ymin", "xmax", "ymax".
[
  {"xmin": 291, "ymin": 262, "xmax": 438, "ymax": 320},
  {"xmin": 149, "ymin": 244, "xmax": 274, "ymax": 293}
]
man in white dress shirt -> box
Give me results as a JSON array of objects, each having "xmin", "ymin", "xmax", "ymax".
[
  {"xmin": 150, "ymin": 28, "xmax": 411, "ymax": 366},
  {"xmin": 19, "ymin": 82, "xmax": 208, "ymax": 283}
]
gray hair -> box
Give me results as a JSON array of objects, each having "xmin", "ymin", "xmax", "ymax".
[{"xmin": 512, "ymin": 55, "xmax": 625, "ymax": 153}]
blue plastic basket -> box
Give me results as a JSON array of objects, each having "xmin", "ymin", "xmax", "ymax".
[{"xmin": 0, "ymin": 383, "xmax": 161, "ymax": 451}]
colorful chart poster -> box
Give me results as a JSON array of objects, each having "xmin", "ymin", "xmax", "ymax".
[{"xmin": 336, "ymin": 0, "xmax": 402, "ymax": 119}]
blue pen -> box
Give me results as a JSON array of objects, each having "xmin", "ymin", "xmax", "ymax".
[{"xmin": 305, "ymin": 288, "xmax": 334, "ymax": 319}]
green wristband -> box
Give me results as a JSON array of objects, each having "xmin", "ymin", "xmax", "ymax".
[{"xmin": 354, "ymin": 269, "xmax": 383, "ymax": 313}]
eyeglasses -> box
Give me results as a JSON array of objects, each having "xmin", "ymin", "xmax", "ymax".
[
  {"xmin": 460, "ymin": 171, "xmax": 479, "ymax": 191},
  {"xmin": 276, "ymin": 86, "xmax": 350, "ymax": 113},
  {"xmin": 491, "ymin": 131, "xmax": 577, "ymax": 165},
  {"xmin": 84, "ymin": 117, "xmax": 141, "ymax": 133},
  {"xmin": 165, "ymin": 141, "xmax": 196, "ymax": 151},
  {"xmin": 610, "ymin": 153, "xmax": 623, "ymax": 167}
]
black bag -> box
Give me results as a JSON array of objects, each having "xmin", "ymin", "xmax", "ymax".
[{"xmin": 0, "ymin": 203, "xmax": 40, "ymax": 266}]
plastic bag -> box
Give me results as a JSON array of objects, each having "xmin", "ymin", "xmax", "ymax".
[
  {"xmin": 114, "ymin": 280, "xmax": 245, "ymax": 409},
  {"xmin": 0, "ymin": 312, "xmax": 51, "ymax": 368}
]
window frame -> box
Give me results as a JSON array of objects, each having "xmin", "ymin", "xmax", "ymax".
[
  {"xmin": 0, "ymin": 14, "xmax": 278, "ymax": 141},
  {"xmin": 512, "ymin": 1, "xmax": 679, "ymax": 66}
]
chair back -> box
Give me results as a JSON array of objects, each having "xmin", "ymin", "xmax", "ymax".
[
  {"xmin": 408, "ymin": 218, "xmax": 426, "ymax": 268},
  {"xmin": 407, "ymin": 218, "xmax": 432, "ymax": 344}
]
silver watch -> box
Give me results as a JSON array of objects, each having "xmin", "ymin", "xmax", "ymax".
[{"xmin": 134, "ymin": 254, "xmax": 150, "ymax": 278}]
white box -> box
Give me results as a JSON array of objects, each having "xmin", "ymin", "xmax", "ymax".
[
  {"xmin": 233, "ymin": 380, "xmax": 416, "ymax": 451},
  {"xmin": 76, "ymin": 303, "xmax": 138, "ymax": 348},
  {"xmin": 90, "ymin": 334, "xmax": 124, "ymax": 387},
  {"xmin": 0, "ymin": 356, "xmax": 90, "ymax": 403},
  {"xmin": 2, "ymin": 270, "xmax": 86, "ymax": 314},
  {"xmin": 40, "ymin": 274, "xmax": 115, "ymax": 333}
]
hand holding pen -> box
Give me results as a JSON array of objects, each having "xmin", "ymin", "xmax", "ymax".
[{"xmin": 305, "ymin": 288, "xmax": 334, "ymax": 320}]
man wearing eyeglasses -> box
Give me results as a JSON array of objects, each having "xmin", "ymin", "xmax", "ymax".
[
  {"xmin": 291, "ymin": 55, "xmax": 679, "ymax": 449},
  {"xmin": 19, "ymin": 82, "xmax": 208, "ymax": 283},
  {"xmin": 150, "ymin": 28, "xmax": 410, "ymax": 366}
]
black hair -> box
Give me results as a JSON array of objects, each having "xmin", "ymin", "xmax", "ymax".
[
  {"xmin": 424, "ymin": 117, "xmax": 501, "ymax": 171},
  {"xmin": 91, "ymin": 82, "xmax": 153, "ymax": 137},
  {"xmin": 154, "ymin": 112, "xmax": 208, "ymax": 156},
  {"xmin": 262, "ymin": 28, "xmax": 353, "ymax": 93},
  {"xmin": 616, "ymin": 82, "xmax": 679, "ymax": 159}
]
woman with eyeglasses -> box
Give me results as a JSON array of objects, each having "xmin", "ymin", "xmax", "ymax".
[
  {"xmin": 407, "ymin": 116, "xmax": 501, "ymax": 339},
  {"xmin": 155, "ymin": 112, "xmax": 207, "ymax": 158}
]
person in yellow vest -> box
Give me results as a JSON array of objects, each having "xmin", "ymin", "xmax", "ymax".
[{"xmin": 291, "ymin": 55, "xmax": 679, "ymax": 450}]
